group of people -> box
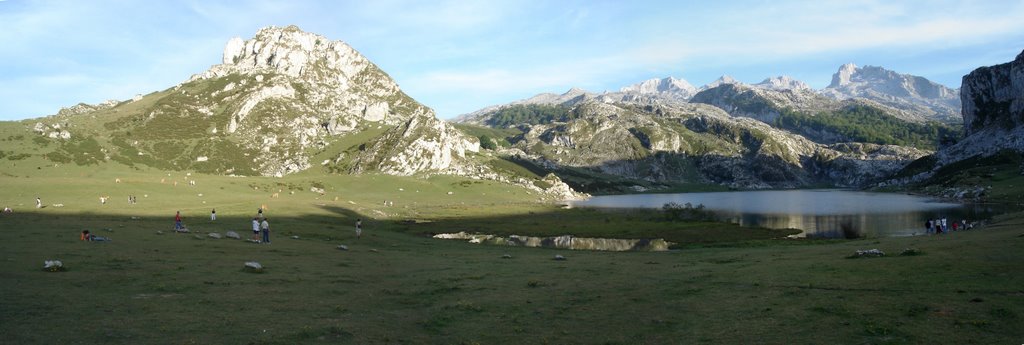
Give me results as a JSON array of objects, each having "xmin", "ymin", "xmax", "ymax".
[
  {"xmin": 172, "ymin": 208, "xmax": 365, "ymax": 245},
  {"xmin": 925, "ymin": 218, "xmax": 972, "ymax": 234},
  {"xmin": 252, "ymin": 210, "xmax": 270, "ymax": 244}
]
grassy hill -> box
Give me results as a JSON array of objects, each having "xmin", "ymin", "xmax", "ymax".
[{"xmin": 2, "ymin": 152, "xmax": 1023, "ymax": 343}]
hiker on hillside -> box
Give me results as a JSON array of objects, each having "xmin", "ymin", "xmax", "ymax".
[
  {"xmin": 941, "ymin": 218, "xmax": 948, "ymax": 233},
  {"xmin": 175, "ymin": 211, "xmax": 183, "ymax": 230},
  {"xmin": 261, "ymin": 218, "xmax": 270, "ymax": 244},
  {"xmin": 355, "ymin": 218, "xmax": 362, "ymax": 239},
  {"xmin": 924, "ymin": 219, "xmax": 932, "ymax": 235},
  {"xmin": 210, "ymin": 209, "xmax": 216, "ymax": 221},
  {"xmin": 252, "ymin": 217, "xmax": 261, "ymax": 243},
  {"xmin": 36, "ymin": 197, "xmax": 41, "ymax": 208},
  {"xmin": 258, "ymin": 207, "xmax": 263, "ymax": 218}
]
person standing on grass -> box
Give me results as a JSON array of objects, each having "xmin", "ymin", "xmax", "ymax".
[
  {"xmin": 355, "ymin": 218, "xmax": 362, "ymax": 239},
  {"xmin": 251, "ymin": 217, "xmax": 261, "ymax": 243},
  {"xmin": 36, "ymin": 197, "xmax": 41, "ymax": 208},
  {"xmin": 175, "ymin": 211, "xmax": 183, "ymax": 230},
  {"xmin": 210, "ymin": 208, "xmax": 216, "ymax": 221},
  {"xmin": 261, "ymin": 218, "xmax": 270, "ymax": 244}
]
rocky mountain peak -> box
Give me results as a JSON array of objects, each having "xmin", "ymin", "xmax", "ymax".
[
  {"xmin": 754, "ymin": 75, "xmax": 811, "ymax": 91},
  {"xmin": 829, "ymin": 63, "xmax": 858, "ymax": 88},
  {"xmin": 703, "ymin": 75, "xmax": 740, "ymax": 89},
  {"xmin": 218, "ymin": 25, "xmax": 350, "ymax": 78},
  {"xmin": 821, "ymin": 63, "xmax": 960, "ymax": 121},
  {"xmin": 619, "ymin": 77, "xmax": 697, "ymax": 96}
]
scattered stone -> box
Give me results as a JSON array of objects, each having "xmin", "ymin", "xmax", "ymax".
[
  {"xmin": 244, "ymin": 261, "xmax": 263, "ymax": 273},
  {"xmin": 208, "ymin": 232, "xmax": 222, "ymax": 239},
  {"xmin": 130, "ymin": 216, "xmax": 140, "ymax": 220},
  {"xmin": 337, "ymin": 245, "xmax": 348, "ymax": 251},
  {"xmin": 369, "ymin": 249, "xmax": 379, "ymax": 253},
  {"xmin": 899, "ymin": 248, "xmax": 923, "ymax": 256},
  {"xmin": 44, "ymin": 260, "xmax": 64, "ymax": 272},
  {"xmin": 848, "ymin": 249, "xmax": 885, "ymax": 258},
  {"xmin": 225, "ymin": 231, "xmax": 241, "ymax": 239},
  {"xmin": 447, "ymin": 191, "xmax": 453, "ymax": 195},
  {"xmin": 969, "ymin": 297, "xmax": 984, "ymax": 303},
  {"xmin": 554, "ymin": 254, "xmax": 567, "ymax": 261},
  {"xmin": 175, "ymin": 228, "xmax": 190, "ymax": 233},
  {"xmin": 192, "ymin": 235, "xmax": 203, "ymax": 240},
  {"xmin": 502, "ymin": 254, "xmax": 512, "ymax": 259},
  {"xmin": 291, "ymin": 235, "xmax": 299, "ymax": 239},
  {"xmin": 156, "ymin": 231, "xmax": 164, "ymax": 235}
]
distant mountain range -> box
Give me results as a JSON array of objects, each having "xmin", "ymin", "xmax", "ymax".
[{"xmin": 460, "ymin": 63, "xmax": 961, "ymax": 124}]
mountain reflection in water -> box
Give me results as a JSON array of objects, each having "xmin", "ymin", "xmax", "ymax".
[{"xmin": 569, "ymin": 189, "xmax": 1012, "ymax": 237}]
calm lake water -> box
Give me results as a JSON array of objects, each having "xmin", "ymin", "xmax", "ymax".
[{"xmin": 569, "ymin": 190, "xmax": 1013, "ymax": 237}]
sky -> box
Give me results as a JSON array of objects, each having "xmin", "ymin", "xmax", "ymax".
[{"xmin": 1, "ymin": 0, "xmax": 1023, "ymax": 121}]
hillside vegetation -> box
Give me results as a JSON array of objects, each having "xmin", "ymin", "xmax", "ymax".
[{"xmin": 774, "ymin": 105, "xmax": 961, "ymax": 150}]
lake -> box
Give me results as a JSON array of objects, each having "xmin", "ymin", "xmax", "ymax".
[{"xmin": 568, "ymin": 190, "xmax": 1012, "ymax": 237}]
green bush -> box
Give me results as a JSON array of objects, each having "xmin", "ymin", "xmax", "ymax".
[{"xmin": 662, "ymin": 202, "xmax": 716, "ymax": 221}]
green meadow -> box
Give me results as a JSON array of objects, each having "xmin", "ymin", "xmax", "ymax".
[{"xmin": 2, "ymin": 151, "xmax": 1024, "ymax": 344}]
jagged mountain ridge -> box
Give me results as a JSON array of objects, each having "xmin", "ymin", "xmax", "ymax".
[{"xmin": 458, "ymin": 64, "xmax": 959, "ymax": 126}]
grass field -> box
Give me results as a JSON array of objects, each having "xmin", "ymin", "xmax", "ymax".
[{"xmin": 2, "ymin": 155, "xmax": 1024, "ymax": 344}]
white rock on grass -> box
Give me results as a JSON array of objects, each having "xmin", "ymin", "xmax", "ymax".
[
  {"xmin": 44, "ymin": 260, "xmax": 64, "ymax": 272},
  {"xmin": 245, "ymin": 261, "xmax": 263, "ymax": 272},
  {"xmin": 225, "ymin": 231, "xmax": 241, "ymax": 239},
  {"xmin": 208, "ymin": 232, "xmax": 222, "ymax": 239},
  {"xmin": 337, "ymin": 244, "xmax": 348, "ymax": 251},
  {"xmin": 554, "ymin": 254, "xmax": 567, "ymax": 261},
  {"xmin": 851, "ymin": 249, "xmax": 885, "ymax": 258}
]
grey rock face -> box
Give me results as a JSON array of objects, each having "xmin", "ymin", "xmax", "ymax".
[
  {"xmin": 960, "ymin": 49, "xmax": 1024, "ymax": 136},
  {"xmin": 208, "ymin": 232, "xmax": 222, "ymax": 239},
  {"xmin": 349, "ymin": 113, "xmax": 480, "ymax": 176},
  {"xmin": 225, "ymin": 231, "xmax": 241, "ymax": 239}
]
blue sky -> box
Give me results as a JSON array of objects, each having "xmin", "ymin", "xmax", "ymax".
[{"xmin": 2, "ymin": 0, "xmax": 1023, "ymax": 121}]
